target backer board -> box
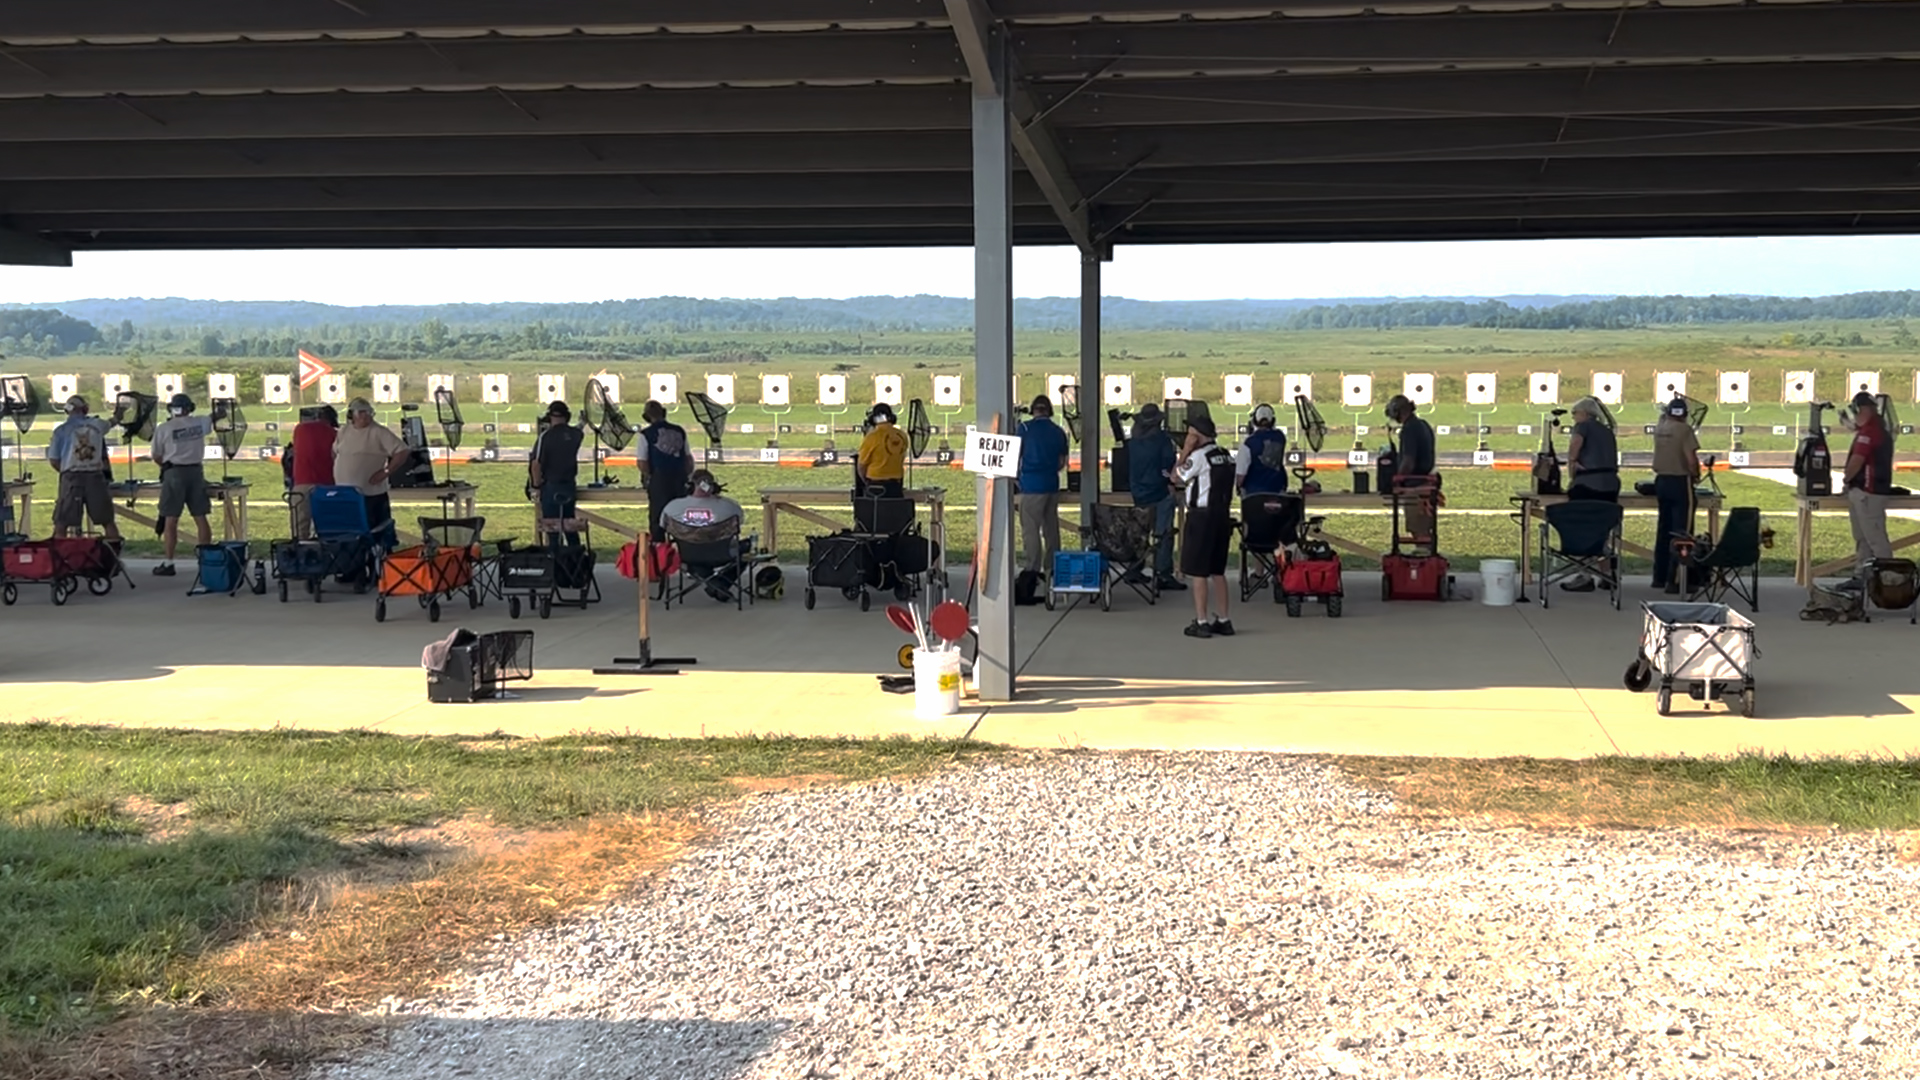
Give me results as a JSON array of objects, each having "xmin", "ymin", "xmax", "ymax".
[
  {"xmin": 1783, "ymin": 370, "xmax": 1816, "ymax": 405},
  {"xmin": 932, "ymin": 375, "xmax": 962, "ymax": 408},
  {"xmin": 425, "ymin": 374, "xmax": 456, "ymax": 401},
  {"xmin": 1341, "ymin": 374, "xmax": 1373, "ymax": 409},
  {"xmin": 1653, "ymin": 372, "xmax": 1687, "ymax": 402},
  {"xmin": 1046, "ymin": 374, "xmax": 1076, "ymax": 406},
  {"xmin": 319, "ymin": 374, "xmax": 348, "ymax": 404},
  {"xmin": 1402, "ymin": 373, "xmax": 1433, "ymax": 406},
  {"xmin": 1223, "ymin": 374, "xmax": 1253, "ymax": 407},
  {"xmin": 588, "ymin": 373, "xmax": 621, "ymax": 404},
  {"xmin": 261, "ymin": 374, "xmax": 291, "ymax": 405},
  {"xmin": 103, "ymin": 374, "xmax": 133, "ymax": 401},
  {"xmin": 538, "ymin": 374, "xmax": 567, "ymax": 404},
  {"xmin": 372, "ymin": 374, "xmax": 402, "ymax": 404},
  {"xmin": 208, "ymin": 373, "xmax": 237, "ymax": 400},
  {"xmin": 1847, "ymin": 371, "xmax": 1881, "ymax": 398},
  {"xmin": 1528, "ymin": 373, "xmax": 1560, "ymax": 405},
  {"xmin": 761, "ymin": 374, "xmax": 791, "ymax": 407},
  {"xmin": 1162, "ymin": 376, "xmax": 1192, "ymax": 402},
  {"xmin": 706, "ymin": 374, "xmax": 736, "ymax": 406},
  {"xmin": 1102, "ymin": 374, "xmax": 1132, "ymax": 406},
  {"xmin": 1591, "ymin": 372, "xmax": 1623, "ymax": 405},
  {"xmin": 155, "ymin": 373, "xmax": 184, "ymax": 399},
  {"xmin": 1718, "ymin": 371, "xmax": 1749, "ymax": 405},
  {"xmin": 818, "ymin": 374, "xmax": 846, "ymax": 407},
  {"xmin": 482, "ymin": 374, "xmax": 511, "ymax": 405},
  {"xmin": 1282, "ymin": 374, "xmax": 1312, "ymax": 404},
  {"xmin": 1465, "ymin": 373, "xmax": 1497, "ymax": 406},
  {"xmin": 874, "ymin": 374, "xmax": 904, "ymax": 406},
  {"xmin": 50, "ymin": 374, "xmax": 78, "ymax": 402}
]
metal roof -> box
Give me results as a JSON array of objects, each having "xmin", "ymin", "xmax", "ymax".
[{"xmin": 6, "ymin": 0, "xmax": 1920, "ymax": 263}]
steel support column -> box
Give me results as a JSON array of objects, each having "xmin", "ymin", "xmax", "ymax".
[
  {"xmin": 1078, "ymin": 248, "xmax": 1105, "ymax": 522},
  {"xmin": 972, "ymin": 32, "xmax": 1016, "ymax": 703}
]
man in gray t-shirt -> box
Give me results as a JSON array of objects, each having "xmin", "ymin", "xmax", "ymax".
[{"xmin": 148, "ymin": 393, "xmax": 215, "ymax": 577}]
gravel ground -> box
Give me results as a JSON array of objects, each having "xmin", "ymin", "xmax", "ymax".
[{"xmin": 321, "ymin": 753, "xmax": 1920, "ymax": 1080}]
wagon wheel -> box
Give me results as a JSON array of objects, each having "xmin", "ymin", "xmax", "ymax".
[
  {"xmin": 539, "ymin": 595, "xmax": 552, "ymax": 620},
  {"xmin": 88, "ymin": 576, "xmax": 112, "ymax": 596},
  {"xmin": 1285, "ymin": 595, "xmax": 1303, "ymax": 618},
  {"xmin": 804, "ymin": 587, "xmax": 816, "ymax": 610},
  {"xmin": 1326, "ymin": 594, "xmax": 1344, "ymax": 618},
  {"xmin": 279, "ymin": 579, "xmax": 290, "ymax": 603},
  {"xmin": 859, "ymin": 590, "xmax": 871, "ymax": 613},
  {"xmin": 1740, "ymin": 688, "xmax": 1756, "ymax": 718},
  {"xmin": 2, "ymin": 583, "xmax": 15, "ymax": 606},
  {"xmin": 508, "ymin": 596, "xmax": 521, "ymax": 619},
  {"xmin": 51, "ymin": 581, "xmax": 69, "ymax": 606},
  {"xmin": 1656, "ymin": 687, "xmax": 1672, "ymax": 716},
  {"xmin": 467, "ymin": 586, "xmax": 480, "ymax": 610},
  {"xmin": 374, "ymin": 598, "xmax": 387, "ymax": 622},
  {"xmin": 429, "ymin": 600, "xmax": 442, "ymax": 623}
]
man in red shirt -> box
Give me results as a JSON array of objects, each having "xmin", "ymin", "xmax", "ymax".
[
  {"xmin": 287, "ymin": 405, "xmax": 338, "ymax": 538},
  {"xmin": 1843, "ymin": 392, "xmax": 1894, "ymax": 583}
]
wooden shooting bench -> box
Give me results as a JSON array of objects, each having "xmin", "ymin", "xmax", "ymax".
[
  {"xmin": 1514, "ymin": 490, "xmax": 1723, "ymax": 586},
  {"xmin": 1792, "ymin": 492, "xmax": 1920, "ymax": 584}
]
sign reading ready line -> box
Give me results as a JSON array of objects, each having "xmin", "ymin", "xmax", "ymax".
[{"xmin": 963, "ymin": 430, "xmax": 1023, "ymax": 478}]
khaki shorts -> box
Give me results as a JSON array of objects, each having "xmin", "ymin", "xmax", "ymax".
[
  {"xmin": 158, "ymin": 463, "xmax": 212, "ymax": 519},
  {"xmin": 54, "ymin": 470, "xmax": 116, "ymax": 531}
]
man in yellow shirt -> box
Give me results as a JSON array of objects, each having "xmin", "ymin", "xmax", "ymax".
[{"xmin": 856, "ymin": 403, "xmax": 908, "ymax": 498}]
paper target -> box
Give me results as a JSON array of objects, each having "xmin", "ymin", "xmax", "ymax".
[
  {"xmin": 1782, "ymin": 370, "xmax": 1815, "ymax": 405},
  {"xmin": 1465, "ymin": 373, "xmax": 1497, "ymax": 406},
  {"xmin": 1223, "ymin": 375, "xmax": 1254, "ymax": 408},
  {"xmin": 1162, "ymin": 377, "xmax": 1192, "ymax": 402},
  {"xmin": 207, "ymin": 373, "xmax": 237, "ymax": 400},
  {"xmin": 1402, "ymin": 373, "xmax": 1433, "ymax": 406},
  {"xmin": 1103, "ymin": 375, "xmax": 1132, "ymax": 406},
  {"xmin": 425, "ymin": 374, "xmax": 456, "ymax": 400},
  {"xmin": 538, "ymin": 374, "xmax": 567, "ymax": 405},
  {"xmin": 1847, "ymin": 371, "xmax": 1880, "ymax": 398},
  {"xmin": 261, "ymin": 375, "xmax": 291, "ymax": 405},
  {"xmin": 1528, "ymin": 373, "xmax": 1560, "ymax": 406},
  {"xmin": 1046, "ymin": 375, "xmax": 1076, "ymax": 406},
  {"xmin": 706, "ymin": 374, "xmax": 736, "ymax": 406},
  {"xmin": 761, "ymin": 374, "xmax": 790, "ymax": 408},
  {"xmin": 372, "ymin": 374, "xmax": 402, "ymax": 404},
  {"xmin": 589, "ymin": 374, "xmax": 621, "ymax": 404},
  {"xmin": 102, "ymin": 374, "xmax": 132, "ymax": 402},
  {"xmin": 933, "ymin": 375, "xmax": 962, "ymax": 408},
  {"xmin": 50, "ymin": 374, "xmax": 78, "ymax": 402},
  {"xmin": 874, "ymin": 375, "xmax": 904, "ymax": 406},
  {"xmin": 1653, "ymin": 372, "xmax": 1687, "ymax": 402},
  {"xmin": 1718, "ymin": 371, "xmax": 1749, "ymax": 405},
  {"xmin": 482, "ymin": 374, "xmax": 511, "ymax": 406},
  {"xmin": 155, "ymin": 374, "xmax": 184, "ymax": 399},
  {"xmin": 1282, "ymin": 374, "xmax": 1313, "ymax": 404},
  {"xmin": 1341, "ymin": 374, "xmax": 1373, "ymax": 409},
  {"xmin": 1591, "ymin": 373, "xmax": 1623, "ymax": 406},
  {"xmin": 319, "ymin": 374, "xmax": 348, "ymax": 405},
  {"xmin": 818, "ymin": 374, "xmax": 846, "ymax": 407}
]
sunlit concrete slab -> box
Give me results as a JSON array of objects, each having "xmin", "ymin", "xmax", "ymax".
[{"xmin": 3, "ymin": 562, "xmax": 1917, "ymax": 758}]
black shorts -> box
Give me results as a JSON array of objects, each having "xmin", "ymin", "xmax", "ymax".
[{"xmin": 1179, "ymin": 509, "xmax": 1231, "ymax": 578}]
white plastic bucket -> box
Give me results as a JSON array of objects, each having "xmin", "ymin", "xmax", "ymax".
[
  {"xmin": 1480, "ymin": 559, "xmax": 1517, "ymax": 607},
  {"xmin": 913, "ymin": 647, "xmax": 963, "ymax": 719}
]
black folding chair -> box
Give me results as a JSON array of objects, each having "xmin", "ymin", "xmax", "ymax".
[
  {"xmin": 1087, "ymin": 503, "xmax": 1158, "ymax": 607},
  {"xmin": 663, "ymin": 517, "xmax": 752, "ymax": 610},
  {"xmin": 1238, "ymin": 493, "xmax": 1299, "ymax": 603},
  {"xmin": 1682, "ymin": 506, "xmax": 1761, "ymax": 613},
  {"xmin": 1538, "ymin": 500, "xmax": 1623, "ymax": 610}
]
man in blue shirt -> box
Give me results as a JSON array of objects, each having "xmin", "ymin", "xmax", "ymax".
[
  {"xmin": 639, "ymin": 400, "xmax": 691, "ymax": 543},
  {"xmin": 1234, "ymin": 403, "xmax": 1289, "ymax": 496},
  {"xmin": 1016, "ymin": 395, "xmax": 1070, "ymax": 575},
  {"xmin": 1125, "ymin": 403, "xmax": 1185, "ymax": 591}
]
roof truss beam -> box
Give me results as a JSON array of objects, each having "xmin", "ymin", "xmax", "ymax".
[{"xmin": 0, "ymin": 224, "xmax": 70, "ymax": 266}]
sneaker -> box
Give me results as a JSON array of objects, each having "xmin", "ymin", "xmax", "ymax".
[
  {"xmin": 151, "ymin": 563, "xmax": 176, "ymax": 577},
  {"xmin": 1210, "ymin": 619, "xmax": 1236, "ymax": 637},
  {"xmin": 1183, "ymin": 620, "xmax": 1212, "ymax": 639},
  {"xmin": 1156, "ymin": 577, "xmax": 1188, "ymax": 592}
]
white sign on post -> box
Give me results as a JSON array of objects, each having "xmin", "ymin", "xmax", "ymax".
[
  {"xmin": 1783, "ymin": 370, "xmax": 1815, "ymax": 405},
  {"xmin": 1223, "ymin": 375, "xmax": 1253, "ymax": 407},
  {"xmin": 875, "ymin": 374, "xmax": 903, "ymax": 406},
  {"xmin": 761, "ymin": 374, "xmax": 790, "ymax": 407},
  {"xmin": 1718, "ymin": 371, "xmax": 1749, "ymax": 405},
  {"xmin": 963, "ymin": 429, "xmax": 1023, "ymax": 478},
  {"xmin": 319, "ymin": 374, "xmax": 348, "ymax": 404},
  {"xmin": 1103, "ymin": 375, "xmax": 1132, "ymax": 406},
  {"xmin": 426, "ymin": 374, "xmax": 456, "ymax": 400},
  {"xmin": 1528, "ymin": 373, "xmax": 1559, "ymax": 405},
  {"xmin": 51, "ymin": 374, "xmax": 78, "ymax": 403},
  {"xmin": 1847, "ymin": 371, "xmax": 1880, "ymax": 398},
  {"xmin": 482, "ymin": 374, "xmax": 511, "ymax": 406},
  {"xmin": 208, "ymin": 373, "xmax": 236, "ymax": 399},
  {"xmin": 1282, "ymin": 374, "xmax": 1312, "ymax": 404},
  {"xmin": 933, "ymin": 375, "xmax": 962, "ymax": 408},
  {"xmin": 1341, "ymin": 374, "xmax": 1373, "ymax": 409},
  {"xmin": 156, "ymin": 373, "xmax": 184, "ymax": 399},
  {"xmin": 1473, "ymin": 449, "xmax": 1495, "ymax": 466},
  {"xmin": 706, "ymin": 373, "xmax": 736, "ymax": 406},
  {"xmin": 1592, "ymin": 373, "xmax": 1623, "ymax": 406},
  {"xmin": 1465, "ymin": 374, "xmax": 1497, "ymax": 406},
  {"xmin": 1162, "ymin": 377, "xmax": 1192, "ymax": 402},
  {"xmin": 1403, "ymin": 373, "xmax": 1433, "ymax": 406},
  {"xmin": 538, "ymin": 374, "xmax": 567, "ymax": 404},
  {"xmin": 818, "ymin": 374, "xmax": 846, "ymax": 407},
  {"xmin": 1654, "ymin": 372, "xmax": 1687, "ymax": 402},
  {"xmin": 261, "ymin": 374, "xmax": 291, "ymax": 405},
  {"xmin": 372, "ymin": 374, "xmax": 402, "ymax": 404}
]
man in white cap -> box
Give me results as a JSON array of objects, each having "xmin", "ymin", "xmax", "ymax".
[
  {"xmin": 334, "ymin": 397, "xmax": 412, "ymax": 532},
  {"xmin": 149, "ymin": 392, "xmax": 214, "ymax": 575},
  {"xmin": 47, "ymin": 395, "xmax": 121, "ymax": 543}
]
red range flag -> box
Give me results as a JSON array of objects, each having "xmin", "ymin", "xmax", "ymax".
[{"xmin": 297, "ymin": 349, "xmax": 332, "ymax": 389}]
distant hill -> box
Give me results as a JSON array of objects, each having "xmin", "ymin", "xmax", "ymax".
[{"xmin": 23, "ymin": 294, "xmax": 1610, "ymax": 334}]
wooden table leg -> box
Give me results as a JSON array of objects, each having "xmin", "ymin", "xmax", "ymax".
[
  {"xmin": 1796, "ymin": 502, "xmax": 1813, "ymax": 586},
  {"xmin": 762, "ymin": 498, "xmax": 779, "ymax": 558}
]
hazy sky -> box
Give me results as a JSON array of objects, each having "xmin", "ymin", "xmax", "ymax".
[{"xmin": 2, "ymin": 235, "xmax": 1918, "ymax": 306}]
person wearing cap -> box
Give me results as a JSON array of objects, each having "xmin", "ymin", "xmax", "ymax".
[
  {"xmin": 148, "ymin": 393, "xmax": 215, "ymax": 576},
  {"xmin": 530, "ymin": 400, "xmax": 585, "ymax": 555},
  {"xmin": 1175, "ymin": 413, "xmax": 1236, "ymax": 637},
  {"xmin": 1016, "ymin": 395, "xmax": 1070, "ymax": 576},
  {"xmin": 640, "ymin": 400, "xmax": 692, "ymax": 542},
  {"xmin": 662, "ymin": 469, "xmax": 748, "ymax": 601},
  {"xmin": 46, "ymin": 395, "xmax": 120, "ymax": 543},
  {"xmin": 1842, "ymin": 390, "xmax": 1894, "ymax": 584},
  {"xmin": 1385, "ymin": 394, "xmax": 1438, "ymax": 549},
  {"xmin": 333, "ymin": 397, "xmax": 412, "ymax": 535},
  {"xmin": 1234, "ymin": 403, "xmax": 1289, "ymax": 496},
  {"xmin": 1126, "ymin": 403, "xmax": 1184, "ymax": 592},
  {"xmin": 1650, "ymin": 397, "xmax": 1702, "ymax": 594},
  {"xmin": 286, "ymin": 404, "xmax": 338, "ymax": 539},
  {"xmin": 1557, "ymin": 396, "xmax": 1621, "ymax": 592},
  {"xmin": 855, "ymin": 402, "xmax": 908, "ymax": 499}
]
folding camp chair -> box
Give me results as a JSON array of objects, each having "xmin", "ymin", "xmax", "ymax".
[
  {"xmin": 1538, "ymin": 500, "xmax": 1623, "ymax": 610},
  {"xmin": 1681, "ymin": 506, "xmax": 1761, "ymax": 613},
  {"xmin": 1086, "ymin": 503, "xmax": 1158, "ymax": 607},
  {"xmin": 663, "ymin": 516, "xmax": 755, "ymax": 610},
  {"xmin": 1238, "ymin": 493, "xmax": 1298, "ymax": 603}
]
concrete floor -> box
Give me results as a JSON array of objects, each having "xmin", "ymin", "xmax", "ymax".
[{"xmin": 3, "ymin": 558, "xmax": 1917, "ymax": 758}]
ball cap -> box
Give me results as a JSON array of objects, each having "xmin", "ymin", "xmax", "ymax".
[
  {"xmin": 1853, "ymin": 391, "xmax": 1878, "ymax": 410},
  {"xmin": 1666, "ymin": 397, "xmax": 1689, "ymax": 418},
  {"xmin": 167, "ymin": 392, "xmax": 194, "ymax": 412},
  {"xmin": 65, "ymin": 394, "xmax": 88, "ymax": 412},
  {"xmin": 1251, "ymin": 403, "xmax": 1277, "ymax": 425}
]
